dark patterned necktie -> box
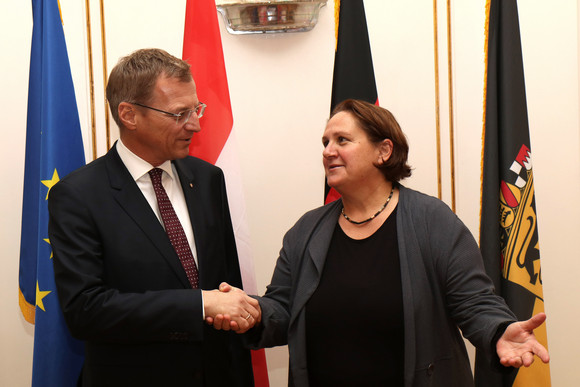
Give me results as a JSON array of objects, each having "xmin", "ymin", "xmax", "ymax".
[{"xmin": 149, "ymin": 168, "xmax": 199, "ymax": 288}]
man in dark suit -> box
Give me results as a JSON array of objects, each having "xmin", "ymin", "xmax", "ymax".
[{"xmin": 48, "ymin": 48, "xmax": 260, "ymax": 387}]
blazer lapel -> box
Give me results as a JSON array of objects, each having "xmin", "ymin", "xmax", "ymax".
[
  {"xmin": 105, "ymin": 147, "xmax": 190, "ymax": 288},
  {"xmin": 289, "ymin": 202, "xmax": 342, "ymax": 329}
]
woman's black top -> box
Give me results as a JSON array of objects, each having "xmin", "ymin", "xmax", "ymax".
[{"xmin": 305, "ymin": 207, "xmax": 404, "ymax": 386}]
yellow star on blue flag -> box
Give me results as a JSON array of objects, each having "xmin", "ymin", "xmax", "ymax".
[
  {"xmin": 41, "ymin": 169, "xmax": 60, "ymax": 200},
  {"xmin": 43, "ymin": 239, "xmax": 52, "ymax": 258},
  {"xmin": 35, "ymin": 282, "xmax": 51, "ymax": 312}
]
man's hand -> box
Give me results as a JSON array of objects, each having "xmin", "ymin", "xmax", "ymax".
[
  {"xmin": 204, "ymin": 282, "xmax": 261, "ymax": 333},
  {"xmin": 202, "ymin": 283, "xmax": 260, "ymax": 333},
  {"xmin": 497, "ymin": 313, "xmax": 550, "ymax": 367}
]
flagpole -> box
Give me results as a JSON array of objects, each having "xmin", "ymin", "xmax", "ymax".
[
  {"xmin": 446, "ymin": 0, "xmax": 456, "ymax": 212},
  {"xmin": 84, "ymin": 0, "xmax": 97, "ymax": 160},
  {"xmin": 479, "ymin": 0, "xmax": 491, "ymax": 232},
  {"xmin": 432, "ymin": 0, "xmax": 442, "ymax": 200},
  {"xmin": 99, "ymin": 0, "xmax": 110, "ymax": 150}
]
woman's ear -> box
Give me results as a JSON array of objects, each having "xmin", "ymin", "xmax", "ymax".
[
  {"xmin": 118, "ymin": 102, "xmax": 137, "ymax": 130},
  {"xmin": 378, "ymin": 139, "xmax": 394, "ymax": 165}
]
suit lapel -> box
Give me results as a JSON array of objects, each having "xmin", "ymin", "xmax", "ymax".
[
  {"xmin": 105, "ymin": 147, "xmax": 190, "ymax": 288},
  {"xmin": 173, "ymin": 159, "xmax": 209, "ymax": 284},
  {"xmin": 289, "ymin": 202, "xmax": 342, "ymax": 329}
]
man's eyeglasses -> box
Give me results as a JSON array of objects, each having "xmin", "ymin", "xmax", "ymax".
[{"xmin": 130, "ymin": 101, "xmax": 207, "ymax": 124}]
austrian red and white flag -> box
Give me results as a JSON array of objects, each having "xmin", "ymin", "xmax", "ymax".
[{"xmin": 182, "ymin": 1, "xmax": 269, "ymax": 385}]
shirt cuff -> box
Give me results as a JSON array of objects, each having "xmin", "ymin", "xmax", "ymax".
[{"xmin": 201, "ymin": 292, "xmax": 205, "ymax": 320}]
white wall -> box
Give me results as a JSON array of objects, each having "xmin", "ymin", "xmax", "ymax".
[
  {"xmin": 2, "ymin": 1, "xmax": 579, "ymax": 386},
  {"xmin": 1, "ymin": 2, "xmax": 34, "ymax": 386}
]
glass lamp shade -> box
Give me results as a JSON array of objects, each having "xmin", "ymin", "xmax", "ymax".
[{"xmin": 216, "ymin": 1, "xmax": 327, "ymax": 34}]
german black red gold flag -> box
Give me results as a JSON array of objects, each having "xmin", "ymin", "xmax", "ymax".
[
  {"xmin": 475, "ymin": 0, "xmax": 550, "ymax": 385},
  {"xmin": 326, "ymin": 0, "xmax": 378, "ymax": 203}
]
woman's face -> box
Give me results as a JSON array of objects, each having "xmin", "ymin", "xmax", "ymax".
[{"xmin": 322, "ymin": 111, "xmax": 387, "ymax": 194}]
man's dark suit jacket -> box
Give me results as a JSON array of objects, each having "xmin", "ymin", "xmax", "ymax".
[{"xmin": 48, "ymin": 145, "xmax": 254, "ymax": 387}]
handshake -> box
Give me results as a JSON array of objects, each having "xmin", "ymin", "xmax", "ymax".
[{"xmin": 202, "ymin": 282, "xmax": 261, "ymax": 334}]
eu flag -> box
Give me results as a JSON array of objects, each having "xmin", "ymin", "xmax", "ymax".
[{"xmin": 18, "ymin": 0, "xmax": 85, "ymax": 385}]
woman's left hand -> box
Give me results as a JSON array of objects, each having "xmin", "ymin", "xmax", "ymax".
[{"xmin": 496, "ymin": 312, "xmax": 550, "ymax": 367}]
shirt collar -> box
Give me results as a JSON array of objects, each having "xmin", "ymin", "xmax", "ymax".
[{"xmin": 116, "ymin": 139, "xmax": 174, "ymax": 181}]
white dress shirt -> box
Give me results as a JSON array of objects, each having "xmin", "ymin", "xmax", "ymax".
[{"xmin": 116, "ymin": 139, "xmax": 199, "ymax": 266}]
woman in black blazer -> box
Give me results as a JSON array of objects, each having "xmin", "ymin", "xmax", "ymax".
[{"xmin": 211, "ymin": 99, "xmax": 549, "ymax": 387}]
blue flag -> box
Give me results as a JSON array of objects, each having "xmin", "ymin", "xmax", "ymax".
[{"xmin": 18, "ymin": 0, "xmax": 85, "ymax": 385}]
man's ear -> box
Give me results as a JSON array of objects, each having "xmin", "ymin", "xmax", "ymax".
[
  {"xmin": 378, "ymin": 139, "xmax": 394, "ymax": 165},
  {"xmin": 118, "ymin": 102, "xmax": 137, "ymax": 130}
]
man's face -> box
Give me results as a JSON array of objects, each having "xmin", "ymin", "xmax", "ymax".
[{"xmin": 133, "ymin": 75, "xmax": 200, "ymax": 166}]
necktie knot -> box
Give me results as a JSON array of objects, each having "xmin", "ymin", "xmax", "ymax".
[{"xmin": 148, "ymin": 168, "xmax": 163, "ymax": 186}]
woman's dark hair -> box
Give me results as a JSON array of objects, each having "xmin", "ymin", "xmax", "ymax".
[{"xmin": 330, "ymin": 99, "xmax": 412, "ymax": 182}]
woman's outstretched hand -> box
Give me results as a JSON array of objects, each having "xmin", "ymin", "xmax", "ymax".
[{"xmin": 496, "ymin": 312, "xmax": 550, "ymax": 368}]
